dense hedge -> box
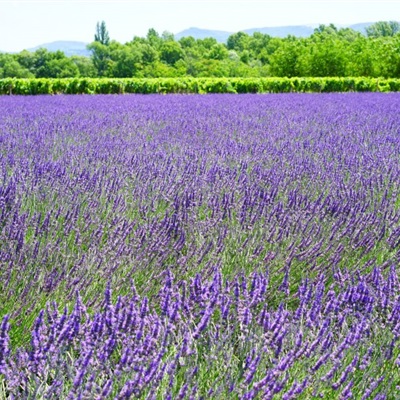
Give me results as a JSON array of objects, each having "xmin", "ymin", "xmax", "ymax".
[{"xmin": 1, "ymin": 77, "xmax": 400, "ymax": 95}]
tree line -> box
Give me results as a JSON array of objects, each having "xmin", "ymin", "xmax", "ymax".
[{"xmin": 1, "ymin": 21, "xmax": 400, "ymax": 79}]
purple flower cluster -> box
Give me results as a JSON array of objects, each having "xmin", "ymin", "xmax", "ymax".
[
  {"xmin": 0, "ymin": 268, "xmax": 399, "ymax": 398},
  {"xmin": 0, "ymin": 93, "xmax": 400, "ymax": 398}
]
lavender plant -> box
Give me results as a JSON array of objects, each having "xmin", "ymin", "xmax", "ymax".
[{"xmin": 0, "ymin": 93, "xmax": 399, "ymax": 398}]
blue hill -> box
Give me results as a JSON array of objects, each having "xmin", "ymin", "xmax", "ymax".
[
  {"xmin": 175, "ymin": 22, "xmax": 379, "ymax": 42},
  {"xmin": 27, "ymin": 41, "xmax": 90, "ymax": 57}
]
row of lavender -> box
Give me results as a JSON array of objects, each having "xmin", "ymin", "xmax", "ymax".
[
  {"xmin": 1, "ymin": 268, "xmax": 399, "ymax": 398},
  {"xmin": 0, "ymin": 93, "xmax": 400, "ymax": 397}
]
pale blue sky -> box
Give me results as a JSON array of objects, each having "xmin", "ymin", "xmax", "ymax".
[{"xmin": 1, "ymin": 0, "xmax": 400, "ymax": 52}]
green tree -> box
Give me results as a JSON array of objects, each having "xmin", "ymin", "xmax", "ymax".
[
  {"xmin": 146, "ymin": 28, "xmax": 163, "ymax": 49},
  {"xmin": 302, "ymin": 28, "xmax": 348, "ymax": 76},
  {"xmin": 0, "ymin": 54, "xmax": 33, "ymax": 78},
  {"xmin": 180, "ymin": 38, "xmax": 202, "ymax": 62},
  {"xmin": 15, "ymin": 50, "xmax": 36, "ymax": 73},
  {"xmin": 179, "ymin": 36, "xmax": 196, "ymax": 49},
  {"xmin": 70, "ymin": 56, "xmax": 97, "ymax": 77},
  {"xmin": 366, "ymin": 21, "xmax": 400, "ymax": 37},
  {"xmin": 370, "ymin": 36, "xmax": 400, "ymax": 77},
  {"xmin": 208, "ymin": 43, "xmax": 229, "ymax": 61},
  {"xmin": 226, "ymin": 58, "xmax": 261, "ymax": 77},
  {"xmin": 240, "ymin": 50, "xmax": 250, "ymax": 64},
  {"xmin": 313, "ymin": 23, "xmax": 338, "ymax": 35},
  {"xmin": 24, "ymin": 48, "xmax": 79, "ymax": 78},
  {"xmin": 337, "ymin": 27, "xmax": 362, "ymax": 42},
  {"xmin": 269, "ymin": 37, "xmax": 304, "ymax": 77},
  {"xmin": 247, "ymin": 32, "xmax": 272, "ymax": 62},
  {"xmin": 227, "ymin": 32, "xmax": 250, "ymax": 52},
  {"xmin": 254, "ymin": 37, "xmax": 282, "ymax": 65},
  {"xmin": 139, "ymin": 43, "xmax": 159, "ymax": 65},
  {"xmin": 162, "ymin": 31, "xmax": 175, "ymax": 42},
  {"xmin": 345, "ymin": 36, "xmax": 377, "ymax": 76},
  {"xmin": 87, "ymin": 41, "xmax": 111, "ymax": 77},
  {"xmin": 88, "ymin": 21, "xmax": 111, "ymax": 76},
  {"xmin": 160, "ymin": 41, "xmax": 184, "ymax": 65},
  {"xmin": 191, "ymin": 59, "xmax": 228, "ymax": 77},
  {"xmin": 142, "ymin": 61, "xmax": 179, "ymax": 77},
  {"xmin": 94, "ymin": 21, "xmax": 110, "ymax": 45},
  {"xmin": 108, "ymin": 43, "xmax": 143, "ymax": 77},
  {"xmin": 40, "ymin": 58, "xmax": 79, "ymax": 78},
  {"xmin": 31, "ymin": 48, "xmax": 55, "ymax": 73},
  {"xmin": 197, "ymin": 37, "xmax": 218, "ymax": 50}
]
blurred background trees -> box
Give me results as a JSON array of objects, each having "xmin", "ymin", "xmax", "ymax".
[{"xmin": 1, "ymin": 21, "xmax": 400, "ymax": 79}]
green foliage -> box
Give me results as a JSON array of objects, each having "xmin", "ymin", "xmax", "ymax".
[
  {"xmin": 313, "ymin": 23, "xmax": 338, "ymax": 35},
  {"xmin": 1, "ymin": 77, "xmax": 400, "ymax": 95},
  {"xmin": 40, "ymin": 58, "xmax": 80, "ymax": 78},
  {"xmin": 3, "ymin": 24, "xmax": 400, "ymax": 80},
  {"xmin": 160, "ymin": 41, "xmax": 184, "ymax": 65},
  {"xmin": 140, "ymin": 43, "xmax": 159, "ymax": 65},
  {"xmin": 269, "ymin": 39, "xmax": 304, "ymax": 77},
  {"xmin": 365, "ymin": 21, "xmax": 400, "ymax": 37},
  {"xmin": 345, "ymin": 36, "xmax": 376, "ymax": 76},
  {"xmin": 227, "ymin": 31, "xmax": 251, "ymax": 52},
  {"xmin": 87, "ymin": 41, "xmax": 111, "ymax": 77},
  {"xmin": 208, "ymin": 43, "xmax": 229, "ymax": 60},
  {"xmin": 12, "ymin": 48, "xmax": 79, "ymax": 78},
  {"xmin": 0, "ymin": 54, "xmax": 33, "ymax": 78},
  {"xmin": 142, "ymin": 61, "xmax": 181, "ymax": 78},
  {"xmin": 94, "ymin": 20, "xmax": 110, "ymax": 45},
  {"xmin": 162, "ymin": 30, "xmax": 175, "ymax": 42},
  {"xmin": 146, "ymin": 28, "xmax": 163, "ymax": 49},
  {"xmin": 107, "ymin": 42, "xmax": 143, "ymax": 77},
  {"xmin": 70, "ymin": 56, "xmax": 97, "ymax": 77}
]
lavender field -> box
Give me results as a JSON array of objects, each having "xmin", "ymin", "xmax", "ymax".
[{"xmin": 0, "ymin": 93, "xmax": 399, "ymax": 399}]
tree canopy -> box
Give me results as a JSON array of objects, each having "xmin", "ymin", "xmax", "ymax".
[
  {"xmin": 1, "ymin": 21, "xmax": 400, "ymax": 79},
  {"xmin": 94, "ymin": 21, "xmax": 110, "ymax": 45}
]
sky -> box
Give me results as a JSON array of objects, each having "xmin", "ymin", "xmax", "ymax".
[{"xmin": 1, "ymin": 0, "xmax": 400, "ymax": 52}]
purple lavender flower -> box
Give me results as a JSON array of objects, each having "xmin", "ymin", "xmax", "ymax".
[
  {"xmin": 1, "ymin": 93, "xmax": 400, "ymax": 399},
  {"xmin": 332, "ymin": 356, "xmax": 359, "ymax": 390},
  {"xmin": 361, "ymin": 376, "xmax": 385, "ymax": 400},
  {"xmin": 0, "ymin": 315, "xmax": 10, "ymax": 376}
]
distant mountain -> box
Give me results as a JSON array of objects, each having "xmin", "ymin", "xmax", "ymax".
[
  {"xmin": 346, "ymin": 22, "xmax": 375, "ymax": 33},
  {"xmin": 175, "ymin": 27, "xmax": 233, "ymax": 42},
  {"xmin": 244, "ymin": 25, "xmax": 315, "ymax": 38},
  {"xmin": 175, "ymin": 22, "xmax": 378, "ymax": 42},
  {"xmin": 27, "ymin": 41, "xmax": 90, "ymax": 57}
]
